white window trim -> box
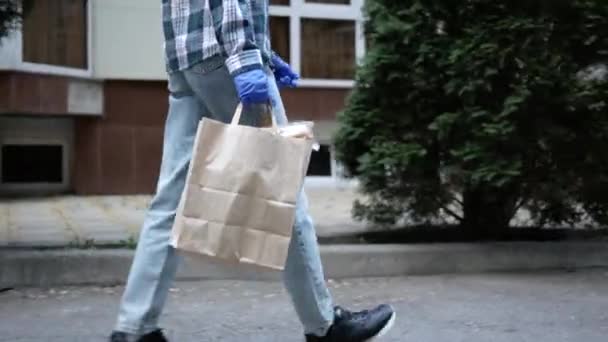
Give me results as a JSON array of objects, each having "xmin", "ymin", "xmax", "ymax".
[
  {"xmin": 298, "ymin": 79, "xmax": 354, "ymax": 88},
  {"xmin": 11, "ymin": 0, "xmax": 93, "ymax": 78},
  {"xmin": 270, "ymin": 0, "xmax": 365, "ymax": 88}
]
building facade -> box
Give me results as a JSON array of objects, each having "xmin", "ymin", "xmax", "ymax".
[{"xmin": 0, "ymin": 0, "xmax": 364, "ymax": 196}]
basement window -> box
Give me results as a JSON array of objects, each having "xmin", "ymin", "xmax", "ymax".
[
  {"xmin": 1, "ymin": 144, "xmax": 64, "ymax": 184},
  {"xmin": 307, "ymin": 144, "xmax": 332, "ymax": 176}
]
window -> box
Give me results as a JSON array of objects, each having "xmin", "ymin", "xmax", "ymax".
[
  {"xmin": 301, "ymin": 19, "xmax": 355, "ymax": 79},
  {"xmin": 21, "ymin": 0, "xmax": 89, "ymax": 70},
  {"xmin": 1, "ymin": 145, "xmax": 63, "ymax": 184},
  {"xmin": 270, "ymin": 0, "xmax": 364, "ymax": 87},
  {"xmin": 307, "ymin": 145, "xmax": 332, "ymax": 176},
  {"xmin": 270, "ymin": 16, "xmax": 291, "ymax": 64},
  {"xmin": 0, "ymin": 117, "xmax": 73, "ymax": 195}
]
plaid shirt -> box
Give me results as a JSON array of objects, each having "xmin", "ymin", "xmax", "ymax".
[{"xmin": 162, "ymin": 0, "xmax": 271, "ymax": 75}]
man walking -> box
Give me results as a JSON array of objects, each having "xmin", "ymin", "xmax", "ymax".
[{"xmin": 109, "ymin": 1, "xmax": 395, "ymax": 341}]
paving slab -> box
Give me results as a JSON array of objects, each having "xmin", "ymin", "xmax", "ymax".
[{"xmin": 0, "ymin": 187, "xmax": 368, "ymax": 248}]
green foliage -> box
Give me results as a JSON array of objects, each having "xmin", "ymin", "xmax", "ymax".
[
  {"xmin": 121, "ymin": 235, "xmax": 138, "ymax": 250},
  {"xmin": 0, "ymin": 0, "xmax": 21, "ymax": 42},
  {"xmin": 335, "ymin": 0, "xmax": 608, "ymax": 234}
]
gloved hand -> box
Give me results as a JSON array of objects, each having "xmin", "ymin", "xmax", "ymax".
[
  {"xmin": 233, "ymin": 68, "xmax": 270, "ymax": 104},
  {"xmin": 271, "ymin": 53, "xmax": 299, "ymax": 88}
]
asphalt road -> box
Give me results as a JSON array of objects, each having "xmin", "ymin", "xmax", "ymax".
[{"xmin": 1, "ymin": 270, "xmax": 607, "ymax": 341}]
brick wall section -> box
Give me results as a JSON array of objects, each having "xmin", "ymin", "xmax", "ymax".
[
  {"xmin": 0, "ymin": 73, "xmax": 11, "ymax": 112},
  {"xmin": 0, "ymin": 72, "xmax": 349, "ymax": 195},
  {"xmin": 0, "ymin": 71, "xmax": 68, "ymax": 115},
  {"xmin": 73, "ymin": 81, "xmax": 349, "ymax": 195},
  {"xmin": 281, "ymin": 87, "xmax": 349, "ymax": 121},
  {"xmin": 73, "ymin": 81, "xmax": 167, "ymax": 194}
]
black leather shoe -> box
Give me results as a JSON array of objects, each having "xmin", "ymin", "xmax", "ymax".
[
  {"xmin": 109, "ymin": 329, "xmax": 168, "ymax": 342},
  {"xmin": 305, "ymin": 305, "xmax": 395, "ymax": 341}
]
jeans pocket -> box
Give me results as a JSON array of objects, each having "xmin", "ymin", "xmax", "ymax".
[{"xmin": 188, "ymin": 56, "xmax": 226, "ymax": 75}]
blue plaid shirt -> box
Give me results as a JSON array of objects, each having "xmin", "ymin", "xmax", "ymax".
[{"xmin": 162, "ymin": 0, "xmax": 272, "ymax": 75}]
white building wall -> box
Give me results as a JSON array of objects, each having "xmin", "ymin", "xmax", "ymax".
[
  {"xmin": 0, "ymin": 30, "xmax": 21, "ymax": 69},
  {"xmin": 92, "ymin": 0, "xmax": 166, "ymax": 80}
]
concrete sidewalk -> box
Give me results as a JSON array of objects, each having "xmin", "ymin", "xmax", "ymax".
[
  {"xmin": 2, "ymin": 271, "xmax": 608, "ymax": 341},
  {"xmin": 3, "ymin": 186, "xmax": 608, "ymax": 289},
  {"xmin": 3, "ymin": 241, "xmax": 608, "ymax": 287},
  {"xmin": 0, "ymin": 187, "xmax": 367, "ymax": 248}
]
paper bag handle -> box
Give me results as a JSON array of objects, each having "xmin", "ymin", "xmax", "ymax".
[{"xmin": 231, "ymin": 103, "xmax": 277, "ymax": 128}]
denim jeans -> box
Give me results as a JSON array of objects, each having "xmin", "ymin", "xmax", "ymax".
[{"xmin": 115, "ymin": 64, "xmax": 334, "ymax": 337}]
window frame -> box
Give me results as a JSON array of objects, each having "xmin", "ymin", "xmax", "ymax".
[
  {"xmin": 270, "ymin": 0, "xmax": 365, "ymax": 88},
  {"xmin": 13, "ymin": 0, "xmax": 93, "ymax": 78}
]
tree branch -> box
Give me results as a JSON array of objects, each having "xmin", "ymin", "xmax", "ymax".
[
  {"xmin": 452, "ymin": 195, "xmax": 464, "ymax": 206},
  {"xmin": 440, "ymin": 204, "xmax": 464, "ymax": 222}
]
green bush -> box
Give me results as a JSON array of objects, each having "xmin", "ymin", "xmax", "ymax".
[
  {"xmin": 0, "ymin": 0, "xmax": 21, "ymax": 41},
  {"xmin": 335, "ymin": 0, "xmax": 608, "ymax": 236}
]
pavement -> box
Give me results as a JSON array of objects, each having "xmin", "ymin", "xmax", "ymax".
[
  {"xmin": 3, "ymin": 185, "xmax": 608, "ymax": 288},
  {"xmin": 0, "ymin": 182, "xmax": 551, "ymax": 249},
  {"xmin": 4, "ymin": 242, "xmax": 608, "ymax": 288},
  {"xmin": 1, "ymin": 270, "xmax": 608, "ymax": 341},
  {"xmin": 0, "ymin": 183, "xmax": 584, "ymax": 249},
  {"xmin": 0, "ymin": 186, "xmax": 367, "ymax": 248}
]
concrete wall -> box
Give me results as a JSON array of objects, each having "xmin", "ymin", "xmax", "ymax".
[{"xmin": 92, "ymin": 0, "xmax": 166, "ymax": 80}]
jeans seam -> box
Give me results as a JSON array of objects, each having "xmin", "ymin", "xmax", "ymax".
[{"xmin": 288, "ymin": 207, "xmax": 333, "ymax": 335}]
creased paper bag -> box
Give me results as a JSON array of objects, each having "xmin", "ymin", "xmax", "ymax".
[{"xmin": 171, "ymin": 104, "xmax": 314, "ymax": 270}]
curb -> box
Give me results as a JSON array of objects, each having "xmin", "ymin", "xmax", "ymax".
[{"xmin": 2, "ymin": 242, "xmax": 608, "ymax": 287}]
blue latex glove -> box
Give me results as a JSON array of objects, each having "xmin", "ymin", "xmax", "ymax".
[
  {"xmin": 271, "ymin": 53, "xmax": 299, "ymax": 88},
  {"xmin": 233, "ymin": 69, "xmax": 270, "ymax": 104}
]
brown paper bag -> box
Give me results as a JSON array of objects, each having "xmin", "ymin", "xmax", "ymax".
[{"xmin": 170, "ymin": 104, "xmax": 314, "ymax": 270}]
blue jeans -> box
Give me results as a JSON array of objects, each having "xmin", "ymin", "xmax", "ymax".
[{"xmin": 115, "ymin": 64, "xmax": 334, "ymax": 337}]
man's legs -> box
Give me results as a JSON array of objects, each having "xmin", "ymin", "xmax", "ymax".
[
  {"xmin": 283, "ymin": 190, "xmax": 335, "ymax": 336},
  {"xmin": 263, "ymin": 74, "xmax": 395, "ymax": 341},
  {"xmin": 183, "ymin": 65, "xmax": 334, "ymax": 336},
  {"xmin": 114, "ymin": 64, "xmax": 390, "ymax": 340},
  {"xmin": 115, "ymin": 71, "xmax": 209, "ymax": 335},
  {"xmin": 267, "ymin": 76, "xmax": 335, "ymax": 336}
]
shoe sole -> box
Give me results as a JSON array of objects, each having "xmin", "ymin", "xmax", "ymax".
[{"xmin": 366, "ymin": 307, "xmax": 396, "ymax": 341}]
